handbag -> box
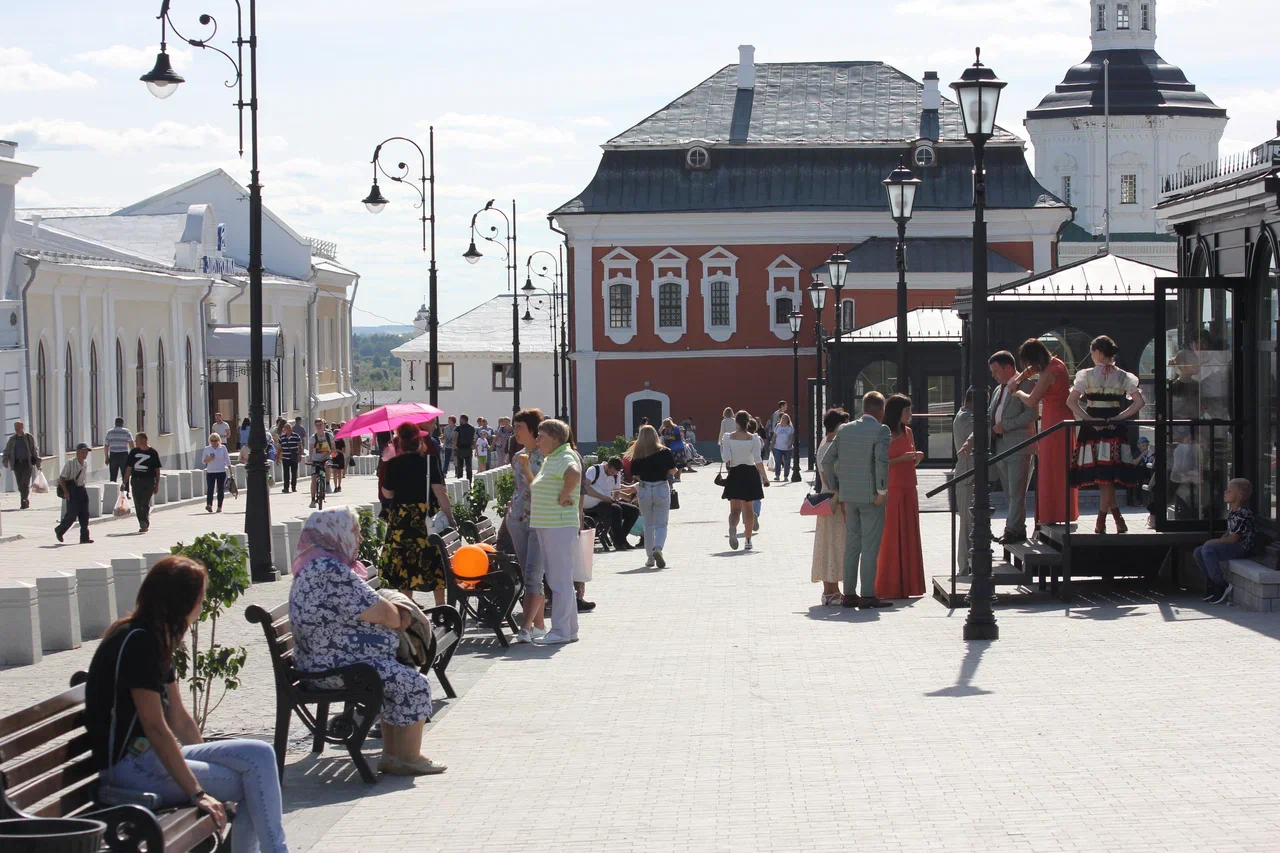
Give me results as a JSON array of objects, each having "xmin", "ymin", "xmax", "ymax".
[
  {"xmin": 96, "ymin": 628, "xmax": 161, "ymax": 809},
  {"xmin": 669, "ymin": 489, "xmax": 680, "ymax": 510},
  {"xmin": 713, "ymin": 461, "xmax": 727, "ymax": 487},
  {"xmin": 573, "ymin": 529, "xmax": 594, "ymax": 583},
  {"xmin": 799, "ymin": 492, "xmax": 835, "ymax": 517}
]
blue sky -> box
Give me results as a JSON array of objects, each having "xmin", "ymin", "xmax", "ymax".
[{"xmin": 4, "ymin": 0, "xmax": 1277, "ymax": 326}]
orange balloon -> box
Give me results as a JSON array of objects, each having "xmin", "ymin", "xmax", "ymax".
[
  {"xmin": 477, "ymin": 543, "xmax": 496, "ymax": 553},
  {"xmin": 453, "ymin": 544, "xmax": 491, "ymax": 579}
]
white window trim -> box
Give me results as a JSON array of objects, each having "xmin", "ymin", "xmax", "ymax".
[
  {"xmin": 623, "ymin": 389, "xmax": 670, "ymax": 437},
  {"xmin": 650, "ymin": 248, "xmax": 689, "ymax": 344},
  {"xmin": 766, "ymin": 254, "xmax": 802, "ymax": 341},
  {"xmin": 601, "ymin": 247, "xmax": 639, "ymax": 345},
  {"xmin": 700, "ymin": 246, "xmax": 739, "ymax": 343}
]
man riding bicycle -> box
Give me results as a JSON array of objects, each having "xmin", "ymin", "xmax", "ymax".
[{"xmin": 308, "ymin": 418, "xmax": 335, "ymax": 508}]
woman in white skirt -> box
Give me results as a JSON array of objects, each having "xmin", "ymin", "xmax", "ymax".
[
  {"xmin": 719, "ymin": 410, "xmax": 770, "ymax": 551},
  {"xmin": 811, "ymin": 409, "xmax": 848, "ymax": 604}
]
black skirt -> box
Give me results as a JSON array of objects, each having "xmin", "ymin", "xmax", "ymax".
[{"xmin": 722, "ymin": 464, "xmax": 764, "ymax": 501}]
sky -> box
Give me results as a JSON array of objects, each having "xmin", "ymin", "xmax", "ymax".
[{"xmin": 3, "ymin": 0, "xmax": 1278, "ymax": 328}]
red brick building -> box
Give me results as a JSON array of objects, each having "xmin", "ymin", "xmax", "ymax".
[{"xmin": 551, "ymin": 47, "xmax": 1070, "ymax": 448}]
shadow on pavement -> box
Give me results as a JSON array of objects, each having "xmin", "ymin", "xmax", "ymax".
[{"xmin": 924, "ymin": 640, "xmax": 993, "ymax": 698}]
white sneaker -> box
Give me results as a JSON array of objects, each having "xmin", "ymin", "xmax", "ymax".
[
  {"xmin": 744, "ymin": 539, "xmax": 753, "ymax": 552},
  {"xmin": 513, "ymin": 628, "xmax": 532, "ymax": 644},
  {"xmin": 645, "ymin": 555, "xmax": 655, "ymax": 568},
  {"xmin": 654, "ymin": 549, "xmax": 666, "ymax": 569},
  {"xmin": 729, "ymin": 528, "xmax": 739, "ymax": 550},
  {"xmin": 532, "ymin": 632, "xmax": 573, "ymax": 645},
  {"xmin": 530, "ymin": 626, "xmax": 548, "ymax": 639}
]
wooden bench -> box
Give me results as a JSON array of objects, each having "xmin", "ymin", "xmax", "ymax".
[
  {"xmin": 244, "ymin": 593, "xmax": 462, "ymax": 785},
  {"xmin": 437, "ymin": 519, "xmax": 524, "ymax": 647},
  {"xmin": 0, "ymin": 675, "xmax": 224, "ymax": 852}
]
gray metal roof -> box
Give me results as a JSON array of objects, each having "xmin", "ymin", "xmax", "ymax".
[
  {"xmin": 1027, "ymin": 49, "xmax": 1225, "ymax": 121},
  {"xmin": 553, "ymin": 145, "xmax": 1063, "ymax": 215},
  {"xmin": 839, "ymin": 237, "xmax": 1030, "ymax": 275},
  {"xmin": 607, "ymin": 62, "xmax": 1021, "ymax": 148},
  {"xmin": 987, "ymin": 253, "xmax": 1171, "ymax": 301},
  {"xmin": 394, "ymin": 295, "xmax": 557, "ymax": 357}
]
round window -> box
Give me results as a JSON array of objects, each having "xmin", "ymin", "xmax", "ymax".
[
  {"xmin": 685, "ymin": 146, "xmax": 710, "ymax": 170},
  {"xmin": 914, "ymin": 146, "xmax": 935, "ymax": 168}
]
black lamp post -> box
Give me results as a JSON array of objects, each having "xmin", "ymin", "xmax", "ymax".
[
  {"xmin": 884, "ymin": 157, "xmax": 921, "ymax": 395},
  {"xmin": 362, "ymin": 131, "xmax": 438, "ymax": 407},
  {"xmin": 807, "ymin": 276, "xmax": 829, "ymax": 468},
  {"xmin": 142, "ymin": 0, "xmax": 274, "ymax": 583},
  {"xmin": 524, "ymin": 251, "xmax": 569, "ymax": 420},
  {"xmin": 951, "ymin": 47, "xmax": 1007, "ymax": 642},
  {"xmin": 788, "ymin": 309, "xmax": 804, "ymax": 483},
  {"xmin": 823, "ymin": 250, "xmax": 850, "ymax": 407},
  {"xmin": 464, "ymin": 201, "xmax": 520, "ymax": 414}
]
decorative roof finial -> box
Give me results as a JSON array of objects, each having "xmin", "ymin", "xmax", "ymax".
[{"xmin": 975, "ymin": 47, "xmax": 982, "ymax": 67}]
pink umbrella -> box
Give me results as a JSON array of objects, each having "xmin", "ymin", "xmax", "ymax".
[{"xmin": 335, "ymin": 403, "xmax": 445, "ymax": 439}]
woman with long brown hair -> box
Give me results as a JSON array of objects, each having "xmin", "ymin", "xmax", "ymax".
[
  {"xmin": 624, "ymin": 424, "xmax": 678, "ymax": 568},
  {"xmin": 84, "ymin": 556, "xmax": 288, "ymax": 852},
  {"xmin": 1013, "ymin": 337, "xmax": 1079, "ymax": 525}
]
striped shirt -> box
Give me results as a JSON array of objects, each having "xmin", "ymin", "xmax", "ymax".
[
  {"xmin": 529, "ymin": 443, "xmax": 580, "ymax": 529},
  {"xmin": 277, "ymin": 432, "xmax": 302, "ymax": 462},
  {"xmin": 104, "ymin": 426, "xmax": 134, "ymax": 454}
]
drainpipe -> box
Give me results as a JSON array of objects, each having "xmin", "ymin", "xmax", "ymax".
[
  {"xmin": 19, "ymin": 255, "xmax": 40, "ymax": 440},
  {"xmin": 306, "ymin": 272, "xmax": 320, "ymax": 426},
  {"xmin": 199, "ymin": 277, "xmax": 217, "ymax": 446}
]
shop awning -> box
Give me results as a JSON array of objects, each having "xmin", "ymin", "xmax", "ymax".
[{"xmin": 205, "ymin": 325, "xmax": 285, "ymax": 361}]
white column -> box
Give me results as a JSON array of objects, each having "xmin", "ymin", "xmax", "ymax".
[
  {"xmin": 76, "ymin": 564, "xmax": 116, "ymax": 640},
  {"xmin": 37, "ymin": 573, "xmax": 80, "ymax": 651},
  {"xmin": 0, "ymin": 582, "xmax": 41, "ymax": 665},
  {"xmin": 111, "ymin": 555, "xmax": 147, "ymax": 616}
]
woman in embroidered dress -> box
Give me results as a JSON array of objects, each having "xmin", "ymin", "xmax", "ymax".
[
  {"xmin": 289, "ymin": 506, "xmax": 444, "ymax": 776},
  {"xmin": 1012, "ymin": 338, "xmax": 1079, "ymax": 525},
  {"xmin": 1067, "ymin": 335, "xmax": 1145, "ymax": 534}
]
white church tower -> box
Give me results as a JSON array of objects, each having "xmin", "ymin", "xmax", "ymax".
[{"xmin": 1025, "ymin": 0, "xmax": 1227, "ymax": 269}]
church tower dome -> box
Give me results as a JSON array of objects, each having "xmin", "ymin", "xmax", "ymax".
[
  {"xmin": 1024, "ymin": 0, "xmax": 1228, "ymax": 262},
  {"xmin": 413, "ymin": 302, "xmax": 430, "ymax": 333}
]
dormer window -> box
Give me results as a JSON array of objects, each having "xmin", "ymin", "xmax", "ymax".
[
  {"xmin": 685, "ymin": 146, "xmax": 710, "ymax": 171},
  {"xmin": 1117, "ymin": 3, "xmax": 1130, "ymax": 29},
  {"xmin": 913, "ymin": 143, "xmax": 935, "ymax": 168},
  {"xmin": 1096, "ymin": 3, "xmax": 1106, "ymax": 30},
  {"xmin": 1141, "ymin": 3, "xmax": 1149, "ymax": 29}
]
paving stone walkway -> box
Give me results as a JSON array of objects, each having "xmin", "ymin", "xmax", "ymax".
[{"xmin": 4, "ymin": 467, "xmax": 1279, "ymax": 851}]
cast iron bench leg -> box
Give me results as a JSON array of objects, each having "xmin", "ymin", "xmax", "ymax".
[{"xmin": 312, "ymin": 702, "xmax": 330, "ymax": 754}]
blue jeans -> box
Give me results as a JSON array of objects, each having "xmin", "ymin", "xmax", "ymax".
[
  {"xmin": 772, "ymin": 448, "xmax": 790, "ymax": 479},
  {"xmin": 110, "ymin": 738, "xmax": 287, "ymax": 853},
  {"xmin": 1193, "ymin": 541, "xmax": 1247, "ymax": 588},
  {"xmin": 637, "ymin": 481, "xmax": 670, "ymax": 558}
]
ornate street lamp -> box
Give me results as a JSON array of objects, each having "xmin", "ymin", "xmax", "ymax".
[
  {"xmin": 788, "ymin": 309, "xmax": 804, "ymax": 483},
  {"xmin": 807, "ymin": 276, "xmax": 829, "ymax": 467},
  {"xmin": 525, "ymin": 250, "xmax": 568, "ymax": 420},
  {"xmin": 141, "ymin": 0, "xmax": 274, "ymax": 582},
  {"xmin": 951, "ymin": 47, "xmax": 1006, "ymax": 641},
  {"xmin": 824, "ymin": 250, "xmax": 850, "ymax": 407},
  {"xmin": 884, "ymin": 157, "xmax": 922, "ymax": 394},
  {"xmin": 360, "ymin": 132, "xmax": 439, "ymax": 407},
  {"xmin": 465, "ymin": 200, "xmax": 520, "ymax": 413}
]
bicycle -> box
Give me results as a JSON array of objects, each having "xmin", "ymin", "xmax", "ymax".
[{"xmin": 311, "ymin": 460, "xmax": 330, "ymax": 510}]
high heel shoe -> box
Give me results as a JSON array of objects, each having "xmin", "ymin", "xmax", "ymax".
[
  {"xmin": 1111, "ymin": 506, "xmax": 1128, "ymax": 534},
  {"xmin": 1095, "ymin": 511, "xmax": 1108, "ymax": 534}
]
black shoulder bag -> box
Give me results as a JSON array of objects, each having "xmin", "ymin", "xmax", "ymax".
[{"xmin": 97, "ymin": 628, "xmax": 161, "ymax": 809}]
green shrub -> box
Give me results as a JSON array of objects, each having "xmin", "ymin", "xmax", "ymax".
[
  {"xmin": 494, "ymin": 470, "xmax": 516, "ymax": 518},
  {"xmin": 451, "ymin": 479, "xmax": 490, "ymax": 543},
  {"xmin": 357, "ymin": 507, "xmax": 387, "ymax": 571},
  {"xmin": 607, "ymin": 435, "xmax": 631, "ymax": 458},
  {"xmin": 170, "ymin": 533, "xmax": 250, "ymax": 734}
]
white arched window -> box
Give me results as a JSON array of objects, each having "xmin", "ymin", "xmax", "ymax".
[
  {"xmin": 292, "ymin": 346, "xmax": 299, "ymax": 410},
  {"xmin": 157, "ymin": 338, "xmax": 168, "ymax": 433},
  {"xmin": 767, "ymin": 255, "xmax": 802, "ymax": 341},
  {"xmin": 700, "ymin": 247, "xmax": 740, "ymax": 342},
  {"xmin": 89, "ymin": 341, "xmax": 100, "ymax": 447},
  {"xmin": 650, "ymin": 248, "xmax": 689, "ymax": 344},
  {"xmin": 840, "ymin": 299, "xmax": 856, "ymax": 332},
  {"xmin": 36, "ymin": 342, "xmax": 48, "ymax": 453},
  {"xmin": 115, "ymin": 339, "xmax": 125, "ymax": 420},
  {"xmin": 136, "ymin": 339, "xmax": 146, "ymax": 432},
  {"xmin": 186, "ymin": 337, "xmax": 196, "ymax": 428},
  {"xmin": 64, "ymin": 342, "xmax": 75, "ymax": 450},
  {"xmin": 601, "ymin": 247, "xmax": 639, "ymax": 345}
]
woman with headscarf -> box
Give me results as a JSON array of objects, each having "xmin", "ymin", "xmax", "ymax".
[{"xmin": 288, "ymin": 505, "xmax": 446, "ymax": 776}]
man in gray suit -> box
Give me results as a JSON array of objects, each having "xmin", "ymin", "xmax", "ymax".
[
  {"xmin": 962, "ymin": 351, "xmax": 1037, "ymax": 544},
  {"xmin": 820, "ymin": 391, "xmax": 894, "ymax": 609},
  {"xmin": 950, "ymin": 388, "xmax": 975, "ymax": 575}
]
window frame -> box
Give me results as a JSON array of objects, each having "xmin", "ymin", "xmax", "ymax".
[
  {"xmin": 766, "ymin": 255, "xmax": 803, "ymax": 341},
  {"xmin": 157, "ymin": 337, "xmax": 169, "ymax": 434},
  {"xmin": 699, "ymin": 247, "xmax": 740, "ymax": 343},
  {"xmin": 185, "ymin": 337, "xmax": 196, "ymax": 429},
  {"xmin": 609, "ymin": 281, "xmax": 634, "ymax": 330},
  {"xmin": 491, "ymin": 362, "xmax": 517, "ymax": 391},
  {"xmin": 1117, "ymin": 2, "xmax": 1130, "ymax": 29},
  {"xmin": 36, "ymin": 342, "xmax": 48, "ymax": 454},
  {"xmin": 601, "ymin": 247, "xmax": 640, "ymax": 345},
  {"xmin": 89, "ymin": 341, "xmax": 101, "ymax": 447},
  {"xmin": 1062, "ymin": 175, "xmax": 1072, "ymax": 206},
  {"xmin": 913, "ymin": 145, "xmax": 935, "ymax": 168},
  {"xmin": 115, "ymin": 339, "xmax": 125, "ymax": 422},
  {"xmin": 135, "ymin": 339, "xmax": 146, "ymax": 432},
  {"xmin": 1097, "ymin": 2, "xmax": 1107, "ymax": 30},
  {"xmin": 438, "ymin": 362, "xmax": 455, "ymax": 390},
  {"xmin": 1141, "ymin": 2, "xmax": 1149, "ymax": 29},
  {"xmin": 64, "ymin": 341, "xmax": 75, "ymax": 452},
  {"xmin": 1120, "ymin": 173, "xmax": 1138, "ymax": 205},
  {"xmin": 840, "ymin": 298, "xmax": 856, "ymax": 333},
  {"xmin": 650, "ymin": 248, "xmax": 689, "ymax": 343}
]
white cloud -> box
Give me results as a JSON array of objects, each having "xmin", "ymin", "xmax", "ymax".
[
  {"xmin": 0, "ymin": 117, "xmax": 238, "ymax": 152},
  {"xmin": 892, "ymin": 0, "xmax": 1074, "ymax": 24},
  {"xmin": 572, "ymin": 116, "xmax": 612, "ymax": 127},
  {"xmin": 0, "ymin": 47, "xmax": 96, "ymax": 93},
  {"xmin": 72, "ymin": 45, "xmax": 193, "ymax": 72},
  {"xmin": 1216, "ymin": 87, "xmax": 1280, "ymax": 150},
  {"xmin": 426, "ymin": 113, "xmax": 576, "ymax": 150}
]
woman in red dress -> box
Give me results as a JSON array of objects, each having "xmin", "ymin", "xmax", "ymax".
[
  {"xmin": 876, "ymin": 394, "xmax": 926, "ymax": 599},
  {"xmin": 1013, "ymin": 339, "xmax": 1079, "ymax": 525}
]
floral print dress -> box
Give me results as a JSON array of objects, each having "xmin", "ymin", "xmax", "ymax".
[{"xmin": 289, "ymin": 555, "xmax": 433, "ymax": 726}]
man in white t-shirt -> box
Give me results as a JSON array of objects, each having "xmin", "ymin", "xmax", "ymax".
[
  {"xmin": 308, "ymin": 418, "xmax": 335, "ymax": 507},
  {"xmin": 581, "ymin": 456, "xmax": 638, "ymax": 550},
  {"xmin": 211, "ymin": 413, "xmax": 231, "ymax": 442}
]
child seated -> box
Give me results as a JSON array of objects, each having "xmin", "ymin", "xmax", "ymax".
[{"xmin": 1193, "ymin": 477, "xmax": 1255, "ymax": 605}]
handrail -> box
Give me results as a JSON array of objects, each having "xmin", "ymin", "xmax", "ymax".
[{"xmin": 924, "ymin": 417, "xmax": 1237, "ymax": 499}]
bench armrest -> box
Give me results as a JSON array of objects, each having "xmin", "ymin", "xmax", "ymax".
[
  {"xmin": 84, "ymin": 803, "xmax": 165, "ymax": 853},
  {"xmin": 424, "ymin": 604, "xmax": 462, "ymax": 639}
]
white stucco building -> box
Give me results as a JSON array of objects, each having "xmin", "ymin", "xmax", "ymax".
[
  {"xmin": 393, "ymin": 295, "xmax": 558, "ymax": 422},
  {"xmin": 1024, "ymin": 0, "xmax": 1228, "ymax": 269},
  {"xmin": 0, "ymin": 144, "xmax": 357, "ymax": 490}
]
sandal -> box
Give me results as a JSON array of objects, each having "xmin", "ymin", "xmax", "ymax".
[{"xmin": 821, "ymin": 593, "xmax": 842, "ymax": 606}]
